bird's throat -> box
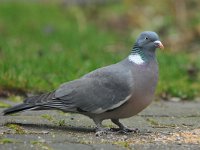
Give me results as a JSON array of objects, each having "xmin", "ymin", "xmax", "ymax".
[{"xmin": 129, "ymin": 45, "xmax": 146, "ymax": 65}]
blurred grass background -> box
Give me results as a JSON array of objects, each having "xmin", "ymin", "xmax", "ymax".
[{"xmin": 0, "ymin": 0, "xmax": 199, "ymax": 100}]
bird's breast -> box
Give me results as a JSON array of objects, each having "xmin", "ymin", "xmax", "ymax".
[
  {"xmin": 111, "ymin": 61, "xmax": 158, "ymax": 118},
  {"xmin": 125, "ymin": 61, "xmax": 158, "ymax": 116}
]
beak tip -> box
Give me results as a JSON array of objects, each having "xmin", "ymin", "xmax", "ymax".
[
  {"xmin": 154, "ymin": 40, "xmax": 164, "ymax": 49},
  {"xmin": 159, "ymin": 44, "xmax": 164, "ymax": 49}
]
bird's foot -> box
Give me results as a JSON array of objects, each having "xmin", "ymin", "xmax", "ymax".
[
  {"xmin": 118, "ymin": 127, "xmax": 140, "ymax": 134},
  {"xmin": 95, "ymin": 128, "xmax": 110, "ymax": 136},
  {"xmin": 110, "ymin": 127, "xmax": 140, "ymax": 134}
]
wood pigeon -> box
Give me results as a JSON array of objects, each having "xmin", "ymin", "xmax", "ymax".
[{"xmin": 3, "ymin": 31, "xmax": 164, "ymax": 136}]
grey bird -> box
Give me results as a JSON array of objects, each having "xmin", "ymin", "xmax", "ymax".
[{"xmin": 3, "ymin": 31, "xmax": 164, "ymax": 136}]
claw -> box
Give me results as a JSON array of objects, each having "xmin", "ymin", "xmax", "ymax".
[
  {"xmin": 110, "ymin": 127, "xmax": 140, "ymax": 134},
  {"xmin": 95, "ymin": 128, "xmax": 109, "ymax": 136},
  {"xmin": 123, "ymin": 128, "xmax": 140, "ymax": 133}
]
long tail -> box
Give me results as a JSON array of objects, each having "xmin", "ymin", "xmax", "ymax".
[
  {"xmin": 3, "ymin": 103, "xmax": 35, "ymax": 115},
  {"xmin": 3, "ymin": 91, "xmax": 55, "ymax": 115}
]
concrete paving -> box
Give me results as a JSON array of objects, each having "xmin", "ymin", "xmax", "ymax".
[{"xmin": 0, "ymin": 99, "xmax": 200, "ymax": 150}]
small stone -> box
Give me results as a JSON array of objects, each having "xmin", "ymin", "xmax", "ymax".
[
  {"xmin": 170, "ymin": 97, "xmax": 181, "ymax": 102},
  {"xmin": 42, "ymin": 130, "xmax": 49, "ymax": 134}
]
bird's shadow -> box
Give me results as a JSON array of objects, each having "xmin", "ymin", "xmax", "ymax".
[{"xmin": 4, "ymin": 122, "xmax": 95, "ymax": 134}]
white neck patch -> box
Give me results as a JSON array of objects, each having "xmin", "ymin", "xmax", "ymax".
[{"xmin": 128, "ymin": 54, "xmax": 144, "ymax": 65}]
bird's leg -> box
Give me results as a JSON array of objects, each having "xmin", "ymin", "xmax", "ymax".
[
  {"xmin": 93, "ymin": 118, "xmax": 109, "ymax": 136},
  {"xmin": 111, "ymin": 119, "xmax": 139, "ymax": 134}
]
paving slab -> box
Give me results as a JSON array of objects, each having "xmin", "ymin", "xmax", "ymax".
[{"xmin": 0, "ymin": 99, "xmax": 200, "ymax": 150}]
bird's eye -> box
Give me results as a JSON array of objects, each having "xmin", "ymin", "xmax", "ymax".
[{"xmin": 145, "ymin": 37, "xmax": 148, "ymax": 40}]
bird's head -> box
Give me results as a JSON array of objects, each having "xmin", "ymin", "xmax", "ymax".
[{"xmin": 136, "ymin": 31, "xmax": 164, "ymax": 52}]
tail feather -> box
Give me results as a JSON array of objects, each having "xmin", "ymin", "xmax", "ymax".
[
  {"xmin": 3, "ymin": 91, "xmax": 56, "ymax": 115},
  {"xmin": 24, "ymin": 91, "xmax": 55, "ymax": 104},
  {"xmin": 3, "ymin": 103, "xmax": 35, "ymax": 115}
]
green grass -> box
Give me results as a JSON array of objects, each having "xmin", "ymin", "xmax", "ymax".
[
  {"xmin": 6, "ymin": 124, "xmax": 26, "ymax": 134},
  {"xmin": 0, "ymin": 138, "xmax": 16, "ymax": 144},
  {"xmin": 0, "ymin": 2, "xmax": 199, "ymax": 99},
  {"xmin": 0, "ymin": 101, "xmax": 11, "ymax": 108},
  {"xmin": 0, "ymin": 2, "xmax": 123, "ymax": 92},
  {"xmin": 157, "ymin": 51, "xmax": 200, "ymax": 99}
]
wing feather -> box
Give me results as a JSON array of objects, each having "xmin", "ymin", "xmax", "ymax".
[{"xmin": 53, "ymin": 64, "xmax": 133, "ymax": 114}]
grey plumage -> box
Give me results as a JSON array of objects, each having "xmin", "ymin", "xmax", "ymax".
[{"xmin": 3, "ymin": 31, "xmax": 164, "ymax": 135}]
